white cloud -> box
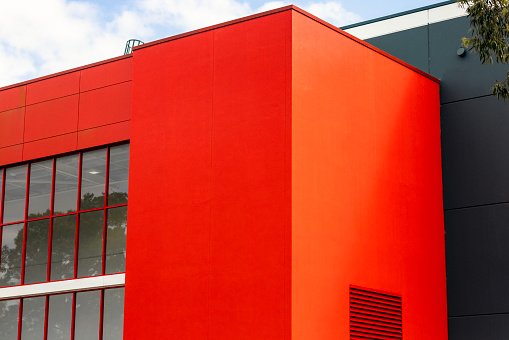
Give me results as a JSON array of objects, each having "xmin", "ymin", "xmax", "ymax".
[
  {"xmin": 305, "ymin": 2, "xmax": 361, "ymax": 26},
  {"xmin": 137, "ymin": 0, "xmax": 252, "ymax": 32},
  {"xmin": 256, "ymin": 1, "xmax": 288, "ymax": 13},
  {"xmin": 0, "ymin": 0, "xmax": 360, "ymax": 87}
]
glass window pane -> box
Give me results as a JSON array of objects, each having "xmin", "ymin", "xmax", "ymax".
[
  {"xmin": 51, "ymin": 215, "xmax": 76, "ymax": 281},
  {"xmin": 75, "ymin": 290, "xmax": 100, "ymax": 340},
  {"xmin": 0, "ymin": 223, "xmax": 24, "ymax": 287},
  {"xmin": 105, "ymin": 207, "xmax": 127, "ymax": 274},
  {"xmin": 103, "ymin": 288, "xmax": 124, "ymax": 340},
  {"xmin": 24, "ymin": 219, "xmax": 49, "ymax": 284},
  {"xmin": 47, "ymin": 293, "xmax": 72, "ymax": 340},
  {"xmin": 28, "ymin": 160, "xmax": 52, "ymax": 219},
  {"xmin": 4, "ymin": 165, "xmax": 27, "ymax": 223},
  {"xmin": 81, "ymin": 149, "xmax": 106, "ymax": 210},
  {"xmin": 21, "ymin": 296, "xmax": 45, "ymax": 340},
  {"xmin": 0, "ymin": 299, "xmax": 20, "ymax": 340},
  {"xmin": 54, "ymin": 154, "xmax": 79, "ymax": 215},
  {"xmin": 108, "ymin": 144, "xmax": 129, "ymax": 206},
  {"xmin": 78, "ymin": 210, "xmax": 103, "ymax": 278}
]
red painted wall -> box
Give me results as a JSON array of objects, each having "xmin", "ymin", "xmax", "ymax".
[
  {"xmin": 291, "ymin": 10, "xmax": 447, "ymax": 340},
  {"xmin": 126, "ymin": 10, "xmax": 292, "ymax": 340},
  {"xmin": 0, "ymin": 55, "xmax": 132, "ymax": 166}
]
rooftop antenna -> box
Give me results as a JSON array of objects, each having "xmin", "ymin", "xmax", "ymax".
[{"xmin": 124, "ymin": 39, "xmax": 144, "ymax": 55}]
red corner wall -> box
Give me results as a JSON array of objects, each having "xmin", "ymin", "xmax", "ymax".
[
  {"xmin": 0, "ymin": 55, "xmax": 132, "ymax": 167},
  {"xmin": 291, "ymin": 10, "xmax": 447, "ymax": 340},
  {"xmin": 126, "ymin": 10, "xmax": 292, "ymax": 340},
  {"xmin": 125, "ymin": 6, "xmax": 446, "ymax": 340}
]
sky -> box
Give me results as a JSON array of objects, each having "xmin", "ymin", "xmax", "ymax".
[{"xmin": 0, "ymin": 0, "xmax": 451, "ymax": 87}]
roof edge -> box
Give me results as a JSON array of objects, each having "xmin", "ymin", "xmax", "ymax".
[
  {"xmin": 341, "ymin": 0, "xmax": 456, "ymax": 30},
  {"xmin": 134, "ymin": 5, "xmax": 297, "ymax": 51},
  {"xmin": 134, "ymin": 5, "xmax": 439, "ymax": 83}
]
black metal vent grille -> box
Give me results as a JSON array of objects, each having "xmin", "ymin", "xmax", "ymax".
[{"xmin": 350, "ymin": 286, "xmax": 402, "ymax": 340}]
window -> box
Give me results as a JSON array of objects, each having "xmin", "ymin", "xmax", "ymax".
[
  {"xmin": 0, "ymin": 287, "xmax": 124, "ymax": 340},
  {"xmin": 0, "ymin": 143, "xmax": 129, "ymax": 287},
  {"xmin": 0, "ymin": 143, "xmax": 129, "ymax": 340}
]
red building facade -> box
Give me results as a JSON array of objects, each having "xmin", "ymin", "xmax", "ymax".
[{"xmin": 0, "ymin": 6, "xmax": 447, "ymax": 340}]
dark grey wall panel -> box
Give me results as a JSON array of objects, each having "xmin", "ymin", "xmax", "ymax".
[
  {"xmin": 429, "ymin": 17, "xmax": 508, "ymax": 103},
  {"xmin": 445, "ymin": 204, "xmax": 509, "ymax": 316},
  {"xmin": 449, "ymin": 314, "xmax": 509, "ymax": 340},
  {"xmin": 365, "ymin": 26, "xmax": 429, "ymax": 73},
  {"xmin": 441, "ymin": 96, "xmax": 509, "ymax": 210}
]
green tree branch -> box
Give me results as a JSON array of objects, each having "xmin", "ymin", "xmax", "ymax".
[{"xmin": 457, "ymin": 0, "xmax": 509, "ymax": 99}]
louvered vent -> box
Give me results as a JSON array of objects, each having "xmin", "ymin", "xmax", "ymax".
[{"xmin": 349, "ymin": 286, "xmax": 402, "ymax": 340}]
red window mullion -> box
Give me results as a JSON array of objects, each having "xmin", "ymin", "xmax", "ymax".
[
  {"xmin": 0, "ymin": 167, "xmax": 5, "ymax": 224},
  {"xmin": 102, "ymin": 209, "xmax": 108, "ymax": 276},
  {"xmin": 99, "ymin": 289, "xmax": 105, "ymax": 340},
  {"xmin": 17, "ymin": 298, "xmax": 23, "ymax": 340},
  {"xmin": 74, "ymin": 153, "xmax": 83, "ymax": 279},
  {"xmin": 70, "ymin": 292, "xmax": 76, "ymax": 340},
  {"xmin": 21, "ymin": 164, "xmax": 30, "ymax": 285},
  {"xmin": 43, "ymin": 295, "xmax": 49, "ymax": 340},
  {"xmin": 0, "ymin": 169, "xmax": 5, "ymax": 276},
  {"xmin": 47, "ymin": 158, "xmax": 56, "ymax": 282},
  {"xmin": 102, "ymin": 148, "xmax": 110, "ymax": 276}
]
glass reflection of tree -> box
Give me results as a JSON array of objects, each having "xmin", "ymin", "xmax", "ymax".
[
  {"xmin": 106, "ymin": 205, "xmax": 127, "ymax": 274},
  {"xmin": 0, "ymin": 224, "xmax": 23, "ymax": 288},
  {"xmin": 0, "ymin": 299, "xmax": 19, "ymax": 339},
  {"xmin": 0, "ymin": 192, "xmax": 128, "ymax": 286}
]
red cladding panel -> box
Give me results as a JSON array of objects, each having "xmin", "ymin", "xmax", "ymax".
[
  {"xmin": 208, "ymin": 12, "xmax": 290, "ymax": 340},
  {"xmin": 22, "ymin": 133, "xmax": 77, "ymax": 162},
  {"xmin": 78, "ymin": 82, "xmax": 132, "ymax": 130},
  {"xmin": 24, "ymin": 95, "xmax": 79, "ymax": 142},
  {"xmin": 291, "ymin": 11, "xmax": 446, "ymax": 340},
  {"xmin": 26, "ymin": 72, "xmax": 80, "ymax": 105},
  {"xmin": 80, "ymin": 57, "xmax": 133, "ymax": 92},
  {"xmin": 0, "ymin": 86, "xmax": 25, "ymax": 112},
  {"xmin": 126, "ymin": 10, "xmax": 291, "ymax": 340},
  {"xmin": 0, "ymin": 108, "xmax": 25, "ymax": 148},
  {"xmin": 127, "ymin": 31, "xmax": 214, "ymax": 340},
  {"xmin": 77, "ymin": 121, "xmax": 130, "ymax": 150},
  {"xmin": 0, "ymin": 144, "xmax": 23, "ymax": 166}
]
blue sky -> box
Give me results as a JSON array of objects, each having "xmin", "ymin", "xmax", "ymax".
[{"xmin": 0, "ymin": 0, "xmax": 449, "ymax": 87}]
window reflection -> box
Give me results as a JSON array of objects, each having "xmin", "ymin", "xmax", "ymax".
[
  {"xmin": 108, "ymin": 144, "xmax": 129, "ymax": 206},
  {"xmin": 21, "ymin": 296, "xmax": 46, "ymax": 340},
  {"xmin": 0, "ymin": 144, "xmax": 128, "ymax": 285},
  {"xmin": 0, "ymin": 289, "xmax": 124, "ymax": 340},
  {"xmin": 106, "ymin": 206, "xmax": 127, "ymax": 274},
  {"xmin": 103, "ymin": 288, "xmax": 125, "ymax": 340},
  {"xmin": 51, "ymin": 215, "xmax": 76, "ymax": 281},
  {"xmin": 78, "ymin": 210, "xmax": 103, "ymax": 278},
  {"xmin": 24, "ymin": 219, "xmax": 50, "ymax": 284},
  {"xmin": 0, "ymin": 299, "xmax": 19, "ymax": 340},
  {"xmin": 47, "ymin": 294, "xmax": 72, "ymax": 340},
  {"xmin": 4, "ymin": 165, "xmax": 27, "ymax": 223},
  {"xmin": 75, "ymin": 290, "xmax": 100, "ymax": 340},
  {"xmin": 81, "ymin": 149, "xmax": 106, "ymax": 210},
  {"xmin": 28, "ymin": 160, "xmax": 52, "ymax": 218},
  {"xmin": 54, "ymin": 154, "xmax": 79, "ymax": 215},
  {"xmin": 0, "ymin": 223, "xmax": 24, "ymax": 287}
]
